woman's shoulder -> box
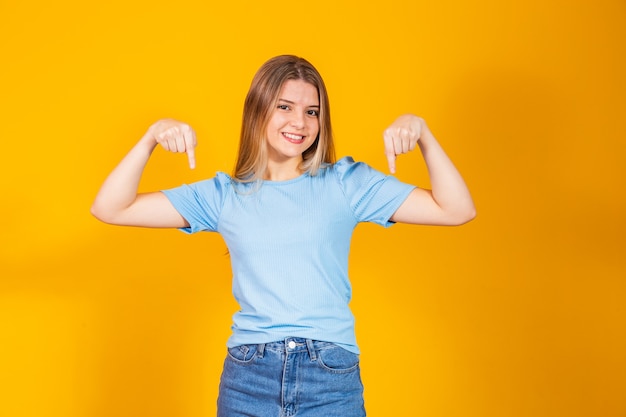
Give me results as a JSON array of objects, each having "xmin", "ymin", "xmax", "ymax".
[
  {"xmin": 181, "ymin": 171, "xmax": 236, "ymax": 193},
  {"xmin": 326, "ymin": 156, "xmax": 357, "ymax": 173},
  {"xmin": 333, "ymin": 156, "xmax": 357, "ymax": 167},
  {"xmin": 327, "ymin": 156, "xmax": 376, "ymax": 178}
]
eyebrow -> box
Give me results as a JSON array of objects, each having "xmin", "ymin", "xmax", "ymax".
[{"xmin": 278, "ymin": 98, "xmax": 320, "ymax": 108}]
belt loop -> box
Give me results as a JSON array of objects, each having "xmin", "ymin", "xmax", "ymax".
[
  {"xmin": 257, "ymin": 343, "xmax": 266, "ymax": 358},
  {"xmin": 305, "ymin": 339, "xmax": 317, "ymax": 361}
]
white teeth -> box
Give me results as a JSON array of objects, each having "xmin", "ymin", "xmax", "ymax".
[{"xmin": 284, "ymin": 133, "xmax": 304, "ymax": 140}]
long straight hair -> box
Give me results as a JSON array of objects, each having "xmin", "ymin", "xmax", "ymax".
[{"xmin": 233, "ymin": 55, "xmax": 335, "ymax": 182}]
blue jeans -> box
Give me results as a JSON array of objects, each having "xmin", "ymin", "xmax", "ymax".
[{"xmin": 217, "ymin": 337, "xmax": 366, "ymax": 417}]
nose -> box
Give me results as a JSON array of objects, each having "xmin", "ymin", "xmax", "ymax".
[{"xmin": 289, "ymin": 111, "xmax": 305, "ymax": 129}]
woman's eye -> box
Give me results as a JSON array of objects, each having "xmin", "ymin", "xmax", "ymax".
[
  {"xmin": 278, "ymin": 104, "xmax": 290, "ymax": 110},
  {"xmin": 307, "ymin": 110, "xmax": 319, "ymax": 117}
]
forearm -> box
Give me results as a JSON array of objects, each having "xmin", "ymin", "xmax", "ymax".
[
  {"xmin": 418, "ymin": 123, "xmax": 475, "ymax": 219},
  {"xmin": 91, "ymin": 132, "xmax": 157, "ymax": 222}
]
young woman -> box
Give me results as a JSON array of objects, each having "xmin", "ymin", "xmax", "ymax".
[{"xmin": 91, "ymin": 55, "xmax": 475, "ymax": 417}]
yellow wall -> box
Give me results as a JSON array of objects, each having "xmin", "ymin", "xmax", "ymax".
[{"xmin": 1, "ymin": 0, "xmax": 625, "ymax": 416}]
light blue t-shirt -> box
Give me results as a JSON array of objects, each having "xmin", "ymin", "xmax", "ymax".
[{"xmin": 162, "ymin": 156, "xmax": 415, "ymax": 353}]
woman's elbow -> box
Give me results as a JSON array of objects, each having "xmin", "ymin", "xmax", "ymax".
[
  {"xmin": 90, "ymin": 202, "xmax": 118, "ymax": 225},
  {"xmin": 461, "ymin": 208, "xmax": 477, "ymax": 225},
  {"xmin": 450, "ymin": 204, "xmax": 477, "ymax": 226},
  {"xmin": 90, "ymin": 204, "xmax": 107, "ymax": 223}
]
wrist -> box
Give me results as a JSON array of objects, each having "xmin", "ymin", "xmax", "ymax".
[
  {"xmin": 417, "ymin": 124, "xmax": 438, "ymax": 154},
  {"xmin": 137, "ymin": 130, "xmax": 159, "ymax": 152}
]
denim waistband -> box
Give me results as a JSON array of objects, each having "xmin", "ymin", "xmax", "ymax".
[{"xmin": 257, "ymin": 337, "xmax": 335, "ymax": 360}]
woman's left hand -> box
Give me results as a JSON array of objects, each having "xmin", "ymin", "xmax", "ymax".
[{"xmin": 383, "ymin": 114, "xmax": 426, "ymax": 174}]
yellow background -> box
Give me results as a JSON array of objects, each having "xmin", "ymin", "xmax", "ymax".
[{"xmin": 1, "ymin": 0, "xmax": 625, "ymax": 416}]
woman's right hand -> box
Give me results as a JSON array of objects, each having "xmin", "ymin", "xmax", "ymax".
[{"xmin": 145, "ymin": 119, "xmax": 197, "ymax": 169}]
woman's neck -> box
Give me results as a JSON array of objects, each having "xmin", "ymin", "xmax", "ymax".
[{"xmin": 264, "ymin": 158, "xmax": 303, "ymax": 181}]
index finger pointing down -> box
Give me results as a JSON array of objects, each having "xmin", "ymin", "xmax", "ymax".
[{"xmin": 183, "ymin": 127, "xmax": 197, "ymax": 169}]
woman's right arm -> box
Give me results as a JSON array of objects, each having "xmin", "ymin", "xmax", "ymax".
[{"xmin": 90, "ymin": 119, "xmax": 196, "ymax": 228}]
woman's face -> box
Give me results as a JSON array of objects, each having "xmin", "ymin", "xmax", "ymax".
[{"xmin": 265, "ymin": 79, "xmax": 320, "ymax": 166}]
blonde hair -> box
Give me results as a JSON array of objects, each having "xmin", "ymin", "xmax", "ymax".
[{"xmin": 233, "ymin": 55, "xmax": 335, "ymax": 182}]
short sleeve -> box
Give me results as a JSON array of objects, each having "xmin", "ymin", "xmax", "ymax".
[
  {"xmin": 333, "ymin": 156, "xmax": 416, "ymax": 227},
  {"xmin": 161, "ymin": 172, "xmax": 231, "ymax": 234}
]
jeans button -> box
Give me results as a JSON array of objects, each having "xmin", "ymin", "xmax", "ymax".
[{"xmin": 287, "ymin": 341, "xmax": 296, "ymax": 349}]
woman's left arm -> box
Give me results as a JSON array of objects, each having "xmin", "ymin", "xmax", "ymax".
[{"xmin": 385, "ymin": 114, "xmax": 476, "ymax": 226}]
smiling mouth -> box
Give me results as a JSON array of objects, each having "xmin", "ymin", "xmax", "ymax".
[{"xmin": 282, "ymin": 132, "xmax": 306, "ymax": 143}]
